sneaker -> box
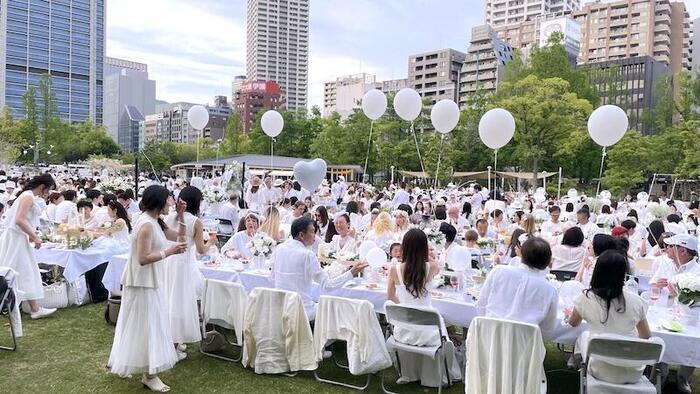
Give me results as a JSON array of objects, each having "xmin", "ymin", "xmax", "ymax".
[
  {"xmin": 30, "ymin": 307, "xmax": 57, "ymax": 319},
  {"xmin": 176, "ymin": 343, "xmax": 187, "ymax": 352},
  {"xmin": 176, "ymin": 350, "xmax": 187, "ymax": 361},
  {"xmin": 322, "ymin": 350, "xmax": 332, "ymax": 359},
  {"xmin": 677, "ymin": 377, "xmax": 692, "ymax": 394}
]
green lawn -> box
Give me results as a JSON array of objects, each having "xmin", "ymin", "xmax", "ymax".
[{"xmin": 0, "ymin": 303, "xmax": 696, "ymax": 393}]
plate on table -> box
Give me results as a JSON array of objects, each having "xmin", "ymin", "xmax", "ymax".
[
  {"xmin": 661, "ymin": 320, "xmax": 684, "ymax": 332},
  {"xmin": 364, "ymin": 283, "xmax": 385, "ymax": 291},
  {"xmin": 430, "ymin": 290, "xmax": 444, "ymax": 299}
]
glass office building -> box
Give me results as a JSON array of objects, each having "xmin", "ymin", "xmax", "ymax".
[{"xmin": 0, "ymin": 0, "xmax": 104, "ymax": 123}]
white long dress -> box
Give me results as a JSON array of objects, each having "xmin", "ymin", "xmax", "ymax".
[
  {"xmin": 392, "ymin": 263, "xmax": 462, "ymax": 387},
  {"xmin": 108, "ymin": 214, "xmax": 178, "ymax": 377},
  {"xmin": 0, "ymin": 191, "xmax": 44, "ymax": 300},
  {"xmin": 163, "ymin": 212, "xmax": 204, "ymax": 344}
]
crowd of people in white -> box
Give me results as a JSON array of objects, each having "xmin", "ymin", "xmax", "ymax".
[{"xmin": 1, "ymin": 167, "xmax": 699, "ymax": 392}]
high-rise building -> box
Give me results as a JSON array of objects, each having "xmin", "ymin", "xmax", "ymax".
[
  {"xmin": 493, "ymin": 14, "xmax": 582, "ymax": 64},
  {"xmin": 141, "ymin": 98, "xmax": 232, "ymax": 145},
  {"xmin": 103, "ymin": 57, "xmax": 156, "ymax": 152},
  {"xmin": 323, "ymin": 73, "xmax": 377, "ymax": 118},
  {"xmin": 485, "ymin": 0, "xmax": 580, "ymax": 27},
  {"xmin": 572, "ymin": 0, "xmax": 691, "ymax": 74},
  {"xmin": 408, "ymin": 49, "xmax": 466, "ymax": 105},
  {"xmin": 207, "ymin": 96, "xmax": 233, "ymax": 142},
  {"xmin": 234, "ymin": 80, "xmax": 282, "ymax": 133},
  {"xmin": 119, "ymin": 105, "xmax": 144, "ymax": 153},
  {"xmin": 459, "ymin": 25, "xmax": 514, "ymax": 107},
  {"xmin": 0, "ymin": 0, "xmax": 105, "ymax": 123},
  {"xmin": 377, "ymin": 78, "xmax": 408, "ymax": 96},
  {"xmin": 231, "ymin": 75, "xmax": 246, "ymax": 103},
  {"xmin": 692, "ymin": 17, "xmax": 700, "ymax": 71},
  {"xmin": 246, "ymin": 0, "xmax": 309, "ymax": 110}
]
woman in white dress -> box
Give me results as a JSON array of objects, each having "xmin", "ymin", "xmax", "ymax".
[
  {"xmin": 259, "ymin": 206, "xmax": 285, "ymax": 242},
  {"xmin": 551, "ymin": 227, "xmax": 587, "ymax": 272},
  {"xmin": 0, "ymin": 174, "xmax": 57, "ymax": 319},
  {"xmin": 328, "ymin": 213, "xmax": 358, "ymax": 254},
  {"xmin": 386, "ymin": 228, "xmax": 461, "ymax": 387},
  {"xmin": 105, "ymin": 200, "xmax": 132, "ymax": 249},
  {"xmin": 163, "ymin": 186, "xmax": 215, "ymax": 348},
  {"xmin": 44, "ymin": 191, "xmax": 63, "ymax": 223},
  {"xmin": 365, "ymin": 211, "xmax": 397, "ymax": 252},
  {"xmin": 221, "ymin": 212, "xmax": 261, "ymax": 259},
  {"xmin": 107, "ymin": 185, "xmax": 188, "ymax": 392}
]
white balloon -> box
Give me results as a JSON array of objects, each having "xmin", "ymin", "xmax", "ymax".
[
  {"xmin": 361, "ymin": 89, "xmax": 387, "ymax": 120},
  {"xmin": 447, "ymin": 245, "xmax": 471, "ymax": 272},
  {"xmin": 187, "ymin": 105, "xmax": 209, "ymax": 130},
  {"xmin": 366, "ymin": 247, "xmax": 387, "ymax": 268},
  {"xmin": 393, "ymin": 88, "xmax": 422, "ymax": 121},
  {"xmin": 261, "ymin": 110, "xmax": 284, "ymax": 138},
  {"xmin": 358, "ymin": 240, "xmax": 378, "ymax": 260},
  {"xmin": 293, "ymin": 158, "xmax": 327, "ymax": 192},
  {"xmin": 587, "ymin": 105, "xmax": 628, "ymax": 147},
  {"xmin": 478, "ymin": 108, "xmax": 515, "ymax": 149},
  {"xmin": 567, "ymin": 188, "xmax": 578, "ymax": 198},
  {"xmin": 430, "ymin": 99, "xmax": 460, "ymax": 134}
]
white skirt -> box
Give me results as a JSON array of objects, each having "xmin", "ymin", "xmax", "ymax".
[
  {"xmin": 163, "ymin": 252, "xmax": 203, "ymax": 344},
  {"xmin": 108, "ymin": 286, "xmax": 178, "ymax": 376},
  {"xmin": 0, "ymin": 227, "xmax": 43, "ymax": 300}
]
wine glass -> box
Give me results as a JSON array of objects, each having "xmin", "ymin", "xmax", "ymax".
[
  {"xmin": 450, "ymin": 275, "xmax": 460, "ymax": 292},
  {"xmin": 650, "ymin": 285, "xmax": 660, "ymax": 305}
]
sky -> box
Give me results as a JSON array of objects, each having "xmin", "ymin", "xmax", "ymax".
[{"xmin": 106, "ymin": 0, "xmax": 700, "ymax": 110}]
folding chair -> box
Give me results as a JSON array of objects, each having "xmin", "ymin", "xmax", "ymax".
[
  {"xmin": 382, "ymin": 302, "xmax": 452, "ymax": 394},
  {"xmin": 550, "ymin": 269, "xmax": 578, "ymax": 281},
  {"xmin": 580, "ymin": 333, "xmax": 665, "ymax": 394},
  {"xmin": 199, "ymin": 279, "xmax": 247, "ymax": 362},
  {"xmin": 0, "ymin": 268, "xmax": 18, "ymax": 351}
]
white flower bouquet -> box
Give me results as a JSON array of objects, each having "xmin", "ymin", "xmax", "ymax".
[
  {"xmin": 672, "ymin": 273, "xmax": 700, "ymax": 308},
  {"xmin": 476, "ymin": 237, "xmax": 495, "ymax": 249},
  {"xmin": 647, "ymin": 202, "xmax": 669, "ymax": 220},
  {"xmin": 324, "ymin": 262, "xmax": 350, "ymax": 279},
  {"xmin": 97, "ymin": 178, "xmax": 133, "ymax": 193},
  {"xmin": 247, "ymin": 233, "xmax": 276, "ymax": 257},
  {"xmin": 423, "ymin": 227, "xmax": 446, "ymax": 246},
  {"xmin": 203, "ymin": 186, "xmax": 228, "ymax": 204}
]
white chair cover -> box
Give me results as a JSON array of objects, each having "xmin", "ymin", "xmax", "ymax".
[
  {"xmin": 0, "ymin": 266, "xmax": 23, "ymax": 338},
  {"xmin": 201, "ymin": 279, "xmax": 247, "ymax": 344},
  {"xmin": 559, "ymin": 280, "xmax": 585, "ymax": 309},
  {"xmin": 465, "ymin": 316, "xmax": 546, "ymax": 394},
  {"xmin": 313, "ymin": 296, "xmax": 391, "ymax": 375}
]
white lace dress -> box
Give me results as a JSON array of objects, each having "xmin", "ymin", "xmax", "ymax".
[
  {"xmin": 0, "ymin": 191, "xmax": 44, "ymax": 300},
  {"xmin": 162, "ymin": 212, "xmax": 204, "ymax": 344},
  {"xmin": 108, "ymin": 214, "xmax": 178, "ymax": 376}
]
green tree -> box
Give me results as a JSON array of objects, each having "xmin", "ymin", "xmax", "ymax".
[
  {"xmin": 602, "ymin": 131, "xmax": 652, "ymax": 195},
  {"xmin": 0, "ymin": 106, "xmax": 24, "ymax": 163},
  {"xmin": 220, "ymin": 113, "xmax": 249, "ymax": 155}
]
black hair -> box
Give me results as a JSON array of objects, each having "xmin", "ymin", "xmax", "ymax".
[
  {"xmin": 293, "ymin": 181, "xmax": 301, "ymax": 191},
  {"xmin": 561, "ymin": 227, "xmax": 584, "ymax": 247},
  {"xmin": 85, "ymin": 189, "xmax": 101, "ymax": 200},
  {"xmin": 592, "ymin": 234, "xmax": 617, "ymax": 256},
  {"xmin": 520, "ymin": 237, "xmax": 551, "ymax": 270},
  {"xmin": 62, "ymin": 189, "xmax": 77, "ymax": 202},
  {"xmin": 291, "ymin": 216, "xmax": 314, "ymax": 239},
  {"xmin": 627, "ymin": 209, "xmax": 638, "ymax": 220},
  {"xmin": 289, "ymin": 196, "xmax": 298, "ymax": 205},
  {"xmin": 122, "ymin": 189, "xmax": 135, "ymax": 200},
  {"xmin": 438, "ymin": 222, "xmax": 457, "ymax": 243},
  {"xmin": 76, "ymin": 199, "xmax": 92, "ymax": 211},
  {"xmin": 647, "ymin": 220, "xmax": 665, "ymax": 247},
  {"xmin": 22, "ymin": 173, "xmax": 56, "ymax": 192},
  {"xmin": 462, "ymin": 201, "xmax": 472, "ymax": 218},
  {"xmin": 601, "ymin": 205, "xmax": 611, "ymax": 214},
  {"xmin": 397, "ymin": 203, "xmax": 413, "ymax": 216},
  {"xmin": 586, "ymin": 250, "xmax": 627, "ymax": 324},
  {"xmin": 576, "ymin": 208, "xmax": 590, "ymax": 219},
  {"xmin": 620, "ymin": 219, "xmax": 636, "ymax": 231},
  {"xmin": 108, "ymin": 200, "xmax": 132, "ymax": 232},
  {"xmin": 549, "ymin": 205, "xmax": 561, "ymax": 213},
  {"xmin": 346, "ymin": 201, "xmax": 359, "ymax": 214},
  {"xmin": 565, "ymin": 202, "xmax": 574, "ymax": 212},
  {"xmin": 177, "ymin": 186, "xmax": 203, "ymax": 216},
  {"xmin": 103, "ymin": 193, "xmax": 118, "ymax": 207},
  {"xmin": 475, "ymin": 218, "xmax": 488, "ymax": 226},
  {"xmin": 434, "ymin": 205, "xmax": 447, "ymax": 220},
  {"xmin": 401, "ymin": 229, "xmax": 429, "ymax": 298},
  {"xmin": 667, "ymin": 214, "xmax": 682, "ymax": 224},
  {"xmin": 140, "ymin": 185, "xmax": 170, "ymax": 231}
]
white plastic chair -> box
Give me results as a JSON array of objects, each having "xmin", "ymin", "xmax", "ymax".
[
  {"xmin": 465, "ymin": 316, "xmax": 547, "ymax": 394},
  {"xmin": 382, "ymin": 302, "xmax": 452, "ymax": 394},
  {"xmin": 313, "ymin": 296, "xmax": 392, "ymax": 390},
  {"xmin": 200, "ymin": 279, "xmax": 247, "ymax": 362},
  {"xmin": 580, "ymin": 333, "xmax": 665, "ymax": 394}
]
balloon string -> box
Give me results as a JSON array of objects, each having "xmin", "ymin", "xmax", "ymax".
[
  {"xmin": 270, "ymin": 137, "xmax": 274, "ymax": 176},
  {"xmin": 362, "ymin": 120, "xmax": 374, "ymax": 183},
  {"xmin": 595, "ymin": 146, "xmax": 606, "ymax": 211},
  {"xmin": 434, "ymin": 134, "xmax": 445, "ymax": 188},
  {"xmin": 493, "ymin": 149, "xmax": 498, "ymax": 200},
  {"xmin": 411, "ymin": 121, "xmax": 426, "ymax": 178}
]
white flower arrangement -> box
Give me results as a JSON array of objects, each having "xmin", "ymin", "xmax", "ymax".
[
  {"xmin": 97, "ymin": 178, "xmax": 133, "ymax": 193},
  {"xmin": 647, "ymin": 202, "xmax": 669, "ymax": 220},
  {"xmin": 334, "ymin": 251, "xmax": 359, "ymax": 262},
  {"xmin": 476, "ymin": 237, "xmax": 495, "ymax": 249},
  {"xmin": 672, "ymin": 273, "xmax": 700, "ymax": 308},
  {"xmin": 423, "ymin": 227, "xmax": 446, "ymax": 246},
  {"xmin": 324, "ymin": 262, "xmax": 350, "ymax": 279},
  {"xmin": 99, "ymin": 221, "xmax": 113, "ymax": 229},
  {"xmin": 202, "ymin": 186, "xmax": 228, "ymax": 204},
  {"xmin": 247, "ymin": 233, "xmax": 276, "ymax": 257},
  {"xmin": 222, "ymin": 161, "xmax": 244, "ymax": 197}
]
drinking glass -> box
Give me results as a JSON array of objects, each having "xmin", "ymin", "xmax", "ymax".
[{"xmin": 450, "ymin": 275, "xmax": 460, "ymax": 292}]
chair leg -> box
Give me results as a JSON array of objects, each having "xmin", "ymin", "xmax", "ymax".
[
  {"xmin": 381, "ymin": 369, "xmax": 399, "ymax": 394},
  {"xmin": 314, "ymin": 370, "xmax": 371, "ymax": 390},
  {"xmin": 437, "ymin": 349, "xmax": 443, "ymax": 394},
  {"xmin": 0, "ymin": 313, "xmax": 17, "ymax": 351}
]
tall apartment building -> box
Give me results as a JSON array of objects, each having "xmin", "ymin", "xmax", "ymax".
[
  {"xmin": 103, "ymin": 57, "xmax": 156, "ymax": 152},
  {"xmin": 231, "ymin": 75, "xmax": 246, "ymax": 104},
  {"xmin": 246, "ymin": 0, "xmax": 309, "ymax": 110},
  {"xmin": 692, "ymin": 18, "xmax": 700, "ymax": 71},
  {"xmin": 142, "ymin": 98, "xmax": 232, "ymax": 145},
  {"xmin": 493, "ymin": 14, "xmax": 582, "ymax": 64},
  {"xmin": 377, "ymin": 78, "xmax": 408, "ymax": 96},
  {"xmin": 486, "ymin": 0, "xmax": 580, "ymax": 27},
  {"xmin": 234, "ymin": 80, "xmax": 282, "ymax": 133},
  {"xmin": 572, "ymin": 0, "xmax": 691, "ymax": 74},
  {"xmin": 459, "ymin": 25, "xmax": 514, "ymax": 107},
  {"xmin": 323, "ymin": 73, "xmax": 377, "ymax": 118},
  {"xmin": 408, "ymin": 49, "xmax": 466, "ymax": 105},
  {"xmin": 0, "ymin": 0, "xmax": 105, "ymax": 123}
]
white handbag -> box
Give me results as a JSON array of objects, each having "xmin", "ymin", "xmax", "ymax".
[{"xmin": 21, "ymin": 281, "xmax": 69, "ymax": 313}]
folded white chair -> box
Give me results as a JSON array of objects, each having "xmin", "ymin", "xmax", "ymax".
[
  {"xmin": 313, "ymin": 296, "xmax": 392, "ymax": 390},
  {"xmin": 465, "ymin": 316, "xmax": 547, "ymax": 394},
  {"xmin": 382, "ymin": 301, "xmax": 455, "ymax": 394},
  {"xmin": 580, "ymin": 332, "xmax": 665, "ymax": 394},
  {"xmin": 200, "ymin": 279, "xmax": 247, "ymax": 362},
  {"xmin": 0, "ymin": 266, "xmax": 21, "ymax": 350},
  {"xmin": 242, "ymin": 287, "xmax": 317, "ymax": 374}
]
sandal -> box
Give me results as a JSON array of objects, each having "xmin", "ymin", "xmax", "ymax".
[{"xmin": 142, "ymin": 376, "xmax": 170, "ymax": 392}]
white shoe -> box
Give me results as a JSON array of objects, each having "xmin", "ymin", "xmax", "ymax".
[
  {"xmin": 176, "ymin": 350, "xmax": 187, "ymax": 361},
  {"xmin": 176, "ymin": 343, "xmax": 187, "ymax": 352},
  {"xmin": 30, "ymin": 307, "xmax": 57, "ymax": 319},
  {"xmin": 142, "ymin": 376, "xmax": 170, "ymax": 392}
]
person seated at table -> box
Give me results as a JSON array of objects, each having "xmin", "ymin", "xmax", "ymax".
[
  {"xmin": 314, "ymin": 206, "xmax": 332, "ymax": 238},
  {"xmin": 575, "ymin": 234, "xmax": 619, "ymax": 286},
  {"xmin": 284, "ymin": 200, "xmax": 307, "ymax": 224},
  {"xmin": 386, "ymin": 228, "xmax": 462, "ymax": 386},
  {"xmin": 102, "ymin": 200, "xmax": 132, "ymax": 245},
  {"xmin": 567, "ymin": 250, "xmax": 651, "ymax": 385},
  {"xmin": 541, "ymin": 205, "xmax": 566, "ymax": 236},
  {"xmin": 551, "ymin": 227, "xmax": 586, "ymax": 272},
  {"xmin": 520, "ymin": 213, "xmax": 536, "ymax": 236},
  {"xmin": 477, "ymin": 237, "xmax": 558, "ymax": 336},
  {"xmin": 640, "ymin": 220, "xmax": 665, "ymax": 258},
  {"xmin": 475, "ymin": 218, "xmax": 496, "ymax": 239},
  {"xmin": 44, "ymin": 191, "xmax": 63, "ymax": 223},
  {"xmin": 328, "ymin": 213, "xmax": 357, "ymax": 254},
  {"xmin": 221, "ymin": 213, "xmax": 262, "ymax": 259},
  {"xmin": 365, "ymin": 212, "xmax": 396, "ymax": 252},
  {"xmin": 595, "ymin": 204, "xmax": 616, "ymax": 228},
  {"xmin": 76, "ymin": 199, "xmax": 98, "ymax": 229},
  {"xmin": 494, "ymin": 228, "xmax": 526, "ymax": 266},
  {"xmin": 463, "ymin": 229, "xmax": 480, "ymax": 251},
  {"xmin": 260, "ymin": 206, "xmax": 285, "ymax": 242},
  {"xmin": 445, "ymin": 205, "xmax": 469, "ymax": 232},
  {"xmin": 577, "ymin": 209, "xmax": 601, "ymax": 243},
  {"xmin": 270, "ymin": 216, "xmax": 366, "ymax": 321},
  {"xmin": 488, "ymin": 209, "xmax": 506, "ymax": 234},
  {"xmin": 86, "ymin": 188, "xmax": 108, "ymax": 225},
  {"xmin": 55, "ymin": 189, "xmax": 78, "ymax": 224},
  {"xmin": 389, "ymin": 242, "xmax": 402, "ymax": 261},
  {"xmin": 393, "ymin": 209, "xmax": 411, "ymax": 239},
  {"xmin": 438, "ymin": 222, "xmax": 461, "ymax": 267},
  {"xmin": 117, "ymin": 189, "xmax": 140, "ymax": 217}
]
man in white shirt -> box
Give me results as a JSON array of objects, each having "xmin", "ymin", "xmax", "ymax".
[
  {"xmin": 651, "ymin": 234, "xmax": 699, "ymax": 393},
  {"xmin": 576, "ymin": 208, "xmax": 600, "ymax": 242},
  {"xmin": 392, "ymin": 182, "xmax": 410, "ymax": 209},
  {"xmin": 218, "ymin": 194, "xmax": 240, "ymax": 235},
  {"xmin": 446, "ymin": 205, "xmax": 469, "ymax": 231},
  {"xmin": 261, "ymin": 176, "xmax": 279, "ymax": 207},
  {"xmin": 540, "ymin": 206, "xmax": 566, "ymax": 236},
  {"xmin": 118, "ymin": 190, "xmax": 141, "ymax": 217},
  {"xmin": 470, "ymin": 184, "xmax": 484, "ymax": 209},
  {"xmin": 477, "ymin": 237, "xmax": 558, "ymax": 337},
  {"xmin": 55, "ymin": 190, "xmax": 78, "ymax": 223},
  {"xmin": 331, "ymin": 176, "xmax": 348, "ymax": 205},
  {"xmin": 475, "ymin": 218, "xmax": 496, "ymax": 239},
  {"xmin": 270, "ymin": 216, "xmax": 367, "ymax": 320}
]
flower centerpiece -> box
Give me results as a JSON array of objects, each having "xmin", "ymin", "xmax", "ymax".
[
  {"xmin": 422, "ymin": 227, "xmax": 446, "ymax": 247},
  {"xmin": 476, "ymin": 237, "xmax": 495, "ymax": 251},
  {"xmin": 672, "ymin": 273, "xmax": 700, "ymax": 326},
  {"xmin": 203, "ymin": 186, "xmax": 228, "ymax": 216},
  {"xmin": 246, "ymin": 233, "xmax": 276, "ymax": 269},
  {"xmin": 97, "ymin": 178, "xmax": 133, "ymax": 193}
]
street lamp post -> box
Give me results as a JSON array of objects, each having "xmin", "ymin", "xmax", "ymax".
[{"xmin": 390, "ymin": 165, "xmax": 395, "ymax": 185}]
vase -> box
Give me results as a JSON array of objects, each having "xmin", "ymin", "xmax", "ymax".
[
  {"xmin": 252, "ymin": 254, "xmax": 266, "ymax": 270},
  {"xmin": 680, "ymin": 304, "xmax": 700, "ymax": 326}
]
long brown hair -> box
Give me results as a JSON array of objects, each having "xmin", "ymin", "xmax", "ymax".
[{"xmin": 401, "ymin": 228, "xmax": 429, "ymax": 298}]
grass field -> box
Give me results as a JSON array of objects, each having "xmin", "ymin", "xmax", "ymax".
[{"xmin": 0, "ymin": 303, "xmax": 696, "ymax": 393}]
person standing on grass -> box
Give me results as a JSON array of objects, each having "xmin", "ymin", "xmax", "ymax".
[
  {"xmin": 107, "ymin": 185, "xmax": 187, "ymax": 392},
  {"xmin": 0, "ymin": 173, "xmax": 57, "ymax": 319}
]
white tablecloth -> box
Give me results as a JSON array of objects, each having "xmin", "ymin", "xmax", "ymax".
[
  {"xmin": 34, "ymin": 246, "xmax": 114, "ymax": 283},
  {"xmin": 101, "ymin": 253, "xmax": 129, "ymax": 294}
]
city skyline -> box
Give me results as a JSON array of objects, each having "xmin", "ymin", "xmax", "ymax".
[{"xmin": 107, "ymin": 0, "xmax": 700, "ymax": 110}]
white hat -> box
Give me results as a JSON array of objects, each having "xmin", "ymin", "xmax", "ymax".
[
  {"xmin": 337, "ymin": 176, "xmax": 345, "ymax": 182},
  {"xmin": 273, "ymin": 179, "xmax": 284, "ymax": 187},
  {"xmin": 665, "ymin": 234, "xmax": 698, "ymax": 252},
  {"xmin": 5, "ymin": 181, "xmax": 16, "ymax": 189},
  {"xmin": 321, "ymin": 179, "xmax": 328, "ymax": 186}
]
